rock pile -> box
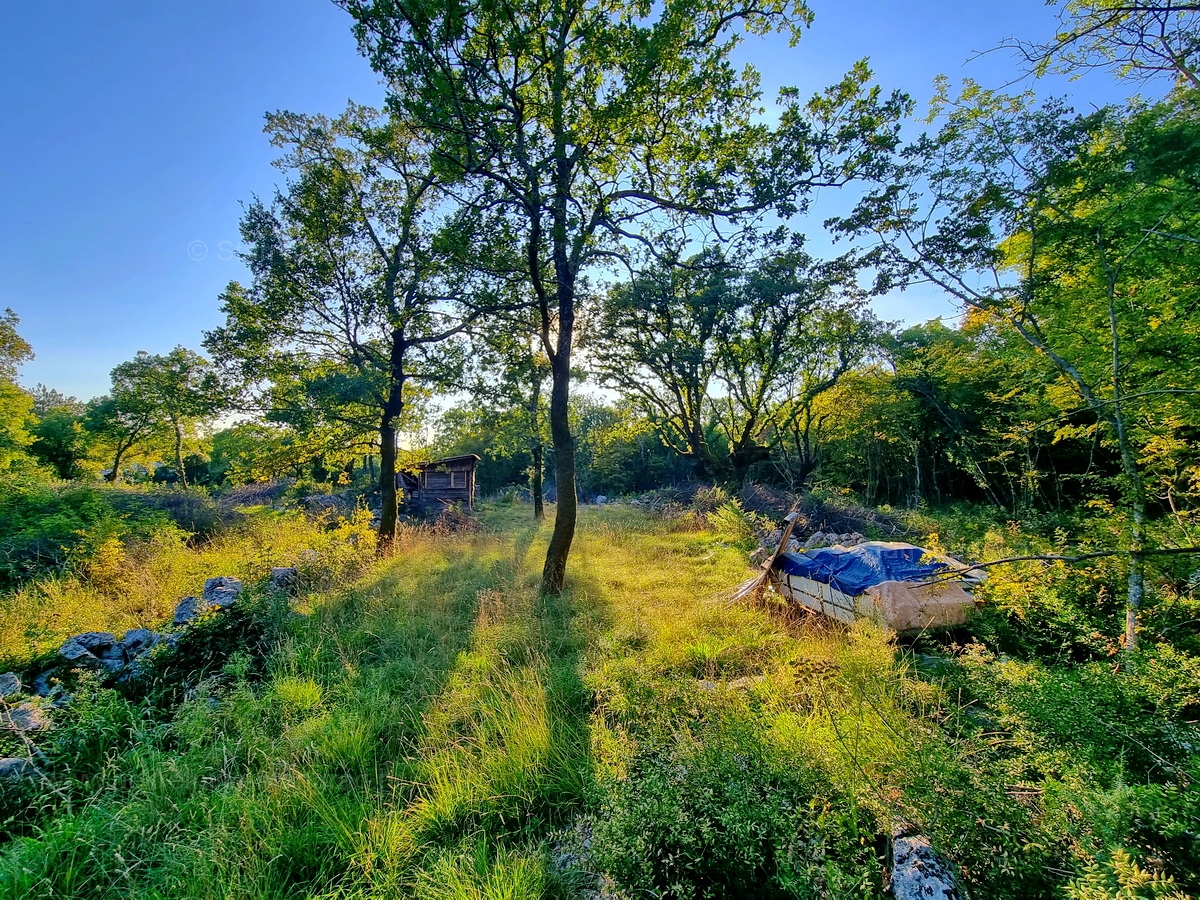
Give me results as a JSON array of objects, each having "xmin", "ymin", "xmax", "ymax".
[
  {"xmin": 802, "ymin": 530, "xmax": 865, "ymax": 549},
  {"xmin": 0, "ymin": 567, "xmax": 303, "ymax": 790},
  {"xmin": 16, "ymin": 575, "xmax": 249, "ymax": 706}
]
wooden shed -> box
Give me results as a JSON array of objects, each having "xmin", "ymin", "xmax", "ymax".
[{"xmin": 399, "ymin": 454, "xmax": 481, "ymax": 511}]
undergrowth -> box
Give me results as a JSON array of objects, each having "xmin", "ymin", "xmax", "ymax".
[{"xmin": 0, "ymin": 500, "xmax": 1196, "ymax": 899}]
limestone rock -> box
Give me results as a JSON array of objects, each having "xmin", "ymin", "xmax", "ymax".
[
  {"xmin": 59, "ymin": 632, "xmax": 124, "ymax": 674},
  {"xmin": 31, "ymin": 670, "xmax": 59, "ymax": 698},
  {"xmin": 0, "ymin": 673, "xmax": 20, "ymax": 698},
  {"xmin": 891, "ymin": 826, "xmax": 963, "ymax": 900},
  {"xmin": 269, "ymin": 567, "xmax": 299, "ymax": 593},
  {"xmin": 5, "ymin": 703, "xmax": 51, "ymax": 733},
  {"xmin": 173, "ymin": 596, "xmax": 206, "ymax": 626},
  {"xmin": 120, "ymin": 629, "xmax": 159, "ymax": 657},
  {"xmin": 202, "ymin": 576, "xmax": 243, "ymax": 609},
  {"xmin": 0, "ymin": 758, "xmax": 39, "ymax": 782}
]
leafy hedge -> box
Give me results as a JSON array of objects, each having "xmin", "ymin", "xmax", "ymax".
[{"xmin": 0, "ymin": 479, "xmax": 228, "ymax": 589}]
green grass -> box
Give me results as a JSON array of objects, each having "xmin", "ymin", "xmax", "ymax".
[
  {"xmin": 0, "ymin": 505, "xmax": 377, "ymax": 671},
  {"xmin": 1, "ymin": 501, "xmax": 1197, "ymax": 899}
]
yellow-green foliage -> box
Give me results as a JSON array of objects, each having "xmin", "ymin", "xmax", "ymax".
[
  {"xmin": 1, "ymin": 504, "xmax": 1197, "ymax": 900},
  {"xmin": 0, "ymin": 508, "xmax": 376, "ymax": 669}
]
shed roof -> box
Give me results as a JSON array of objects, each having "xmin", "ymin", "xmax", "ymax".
[{"xmin": 417, "ymin": 454, "xmax": 481, "ymax": 469}]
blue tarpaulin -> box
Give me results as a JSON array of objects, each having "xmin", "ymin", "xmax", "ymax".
[{"xmin": 774, "ymin": 542, "xmax": 950, "ymax": 596}]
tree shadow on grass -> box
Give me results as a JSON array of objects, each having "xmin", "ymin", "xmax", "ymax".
[{"xmin": 286, "ymin": 523, "xmax": 615, "ymax": 894}]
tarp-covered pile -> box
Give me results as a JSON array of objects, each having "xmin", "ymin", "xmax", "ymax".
[{"xmin": 771, "ymin": 541, "xmax": 981, "ymax": 632}]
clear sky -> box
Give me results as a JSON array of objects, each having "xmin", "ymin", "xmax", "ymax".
[{"xmin": 0, "ymin": 1, "xmax": 1139, "ymax": 400}]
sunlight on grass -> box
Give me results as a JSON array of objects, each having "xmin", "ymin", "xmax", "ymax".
[{"xmin": 4, "ymin": 503, "xmax": 1193, "ymax": 899}]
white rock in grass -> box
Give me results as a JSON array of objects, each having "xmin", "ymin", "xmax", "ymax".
[{"xmin": 891, "ymin": 827, "xmax": 963, "ymax": 900}]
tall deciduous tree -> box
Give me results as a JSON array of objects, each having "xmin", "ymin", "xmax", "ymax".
[
  {"xmin": 590, "ymin": 249, "xmax": 738, "ymax": 482},
  {"xmin": 834, "ymin": 86, "xmax": 1200, "ymax": 648},
  {"xmin": 342, "ymin": 0, "xmax": 909, "ymax": 590},
  {"xmin": 84, "ymin": 389, "xmax": 159, "ymax": 484},
  {"xmin": 108, "ymin": 347, "xmax": 221, "ymax": 487},
  {"xmin": 0, "ymin": 309, "xmax": 35, "ymax": 473},
  {"xmin": 205, "ymin": 105, "xmax": 493, "ymax": 541},
  {"xmin": 592, "ymin": 242, "xmax": 881, "ymax": 487}
]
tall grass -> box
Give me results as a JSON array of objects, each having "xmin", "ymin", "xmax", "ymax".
[
  {"xmin": 1, "ymin": 502, "xmax": 1196, "ymax": 899},
  {"xmin": 0, "ymin": 508, "xmax": 376, "ymax": 670}
]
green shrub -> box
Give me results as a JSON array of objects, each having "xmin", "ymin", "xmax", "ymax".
[
  {"xmin": 593, "ymin": 719, "xmax": 880, "ymax": 900},
  {"xmin": 0, "ymin": 479, "xmax": 126, "ymax": 587},
  {"xmin": 134, "ymin": 588, "xmax": 293, "ymax": 707},
  {"xmin": 0, "ymin": 480, "xmax": 230, "ymax": 590}
]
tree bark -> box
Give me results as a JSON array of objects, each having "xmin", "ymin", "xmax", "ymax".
[
  {"xmin": 541, "ymin": 27, "xmax": 578, "ymax": 595},
  {"xmin": 379, "ymin": 414, "xmax": 399, "ymax": 544},
  {"xmin": 108, "ymin": 441, "xmax": 129, "ymax": 483},
  {"xmin": 542, "ymin": 341, "xmax": 575, "ymax": 593},
  {"xmin": 173, "ymin": 422, "xmax": 187, "ymax": 488},
  {"xmin": 541, "ymin": 225, "xmax": 577, "ymax": 593},
  {"xmin": 1107, "ymin": 284, "xmax": 1146, "ymax": 650},
  {"xmin": 532, "ymin": 442, "xmax": 545, "ymax": 520},
  {"xmin": 378, "ymin": 328, "xmax": 407, "ymax": 545}
]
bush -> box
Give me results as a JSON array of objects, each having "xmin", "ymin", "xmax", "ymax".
[
  {"xmin": 0, "ymin": 479, "xmax": 131, "ymax": 588},
  {"xmin": 0, "ymin": 480, "xmax": 233, "ymax": 590},
  {"xmin": 134, "ymin": 587, "xmax": 293, "ymax": 707},
  {"xmin": 593, "ymin": 717, "xmax": 880, "ymax": 900}
]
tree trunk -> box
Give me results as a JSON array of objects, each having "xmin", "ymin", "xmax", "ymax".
[
  {"xmin": 379, "ymin": 415, "xmax": 399, "ymax": 544},
  {"xmin": 1112, "ymin": 362, "xmax": 1147, "ymax": 650},
  {"xmin": 542, "ymin": 265, "xmax": 576, "ymax": 594},
  {"xmin": 688, "ymin": 422, "xmax": 722, "ymax": 483},
  {"xmin": 109, "ymin": 441, "xmax": 128, "ymax": 483},
  {"xmin": 1104, "ymin": 271, "xmax": 1146, "ymax": 651},
  {"xmin": 532, "ymin": 442, "xmax": 545, "ymax": 521},
  {"xmin": 173, "ymin": 423, "xmax": 187, "ymax": 488},
  {"xmin": 378, "ymin": 329, "xmax": 407, "ymax": 545}
]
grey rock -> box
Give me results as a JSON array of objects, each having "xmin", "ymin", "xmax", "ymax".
[
  {"xmin": 59, "ymin": 632, "xmax": 123, "ymax": 673},
  {"xmin": 120, "ymin": 628, "xmax": 159, "ymax": 657},
  {"xmin": 30, "ymin": 669, "xmax": 59, "ymax": 698},
  {"xmin": 891, "ymin": 827, "xmax": 962, "ymax": 900},
  {"xmin": 203, "ymin": 576, "xmax": 243, "ymax": 609},
  {"xmin": 0, "ymin": 673, "xmax": 20, "ymax": 698},
  {"xmin": 5, "ymin": 703, "xmax": 51, "ymax": 733},
  {"xmin": 269, "ymin": 567, "xmax": 299, "ymax": 593},
  {"xmin": 173, "ymin": 596, "xmax": 207, "ymax": 626},
  {"xmin": 594, "ymin": 495, "xmax": 608, "ymax": 505},
  {"xmin": 0, "ymin": 758, "xmax": 39, "ymax": 781},
  {"xmin": 99, "ymin": 642, "xmax": 126, "ymax": 664}
]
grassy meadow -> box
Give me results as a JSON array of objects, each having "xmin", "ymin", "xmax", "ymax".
[{"xmin": 1, "ymin": 500, "xmax": 1197, "ymax": 899}]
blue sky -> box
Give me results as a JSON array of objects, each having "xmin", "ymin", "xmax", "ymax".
[{"xmin": 1, "ymin": 1, "xmax": 1139, "ymax": 399}]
